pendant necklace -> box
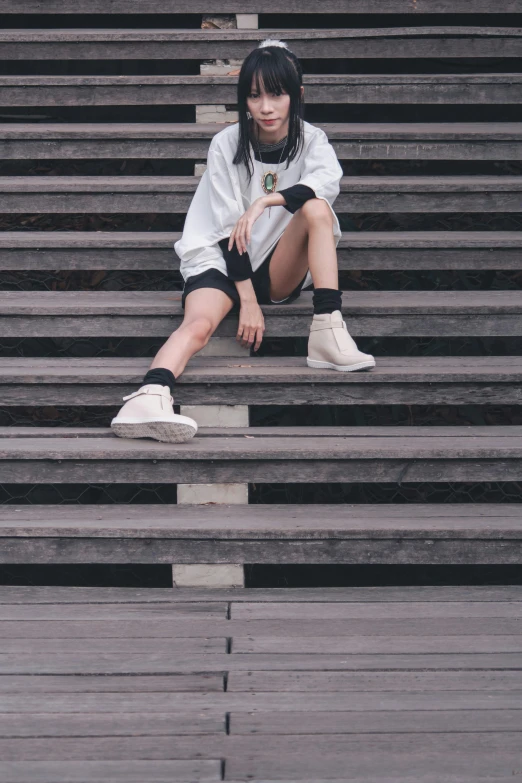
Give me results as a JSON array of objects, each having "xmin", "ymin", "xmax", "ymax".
[{"xmin": 254, "ymin": 129, "xmax": 288, "ymax": 218}]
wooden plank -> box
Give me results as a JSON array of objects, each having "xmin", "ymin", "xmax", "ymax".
[
  {"xmin": 1, "ymin": 585, "xmax": 520, "ymax": 604},
  {"xmin": 232, "ymin": 635, "xmax": 522, "ymax": 654},
  {"xmin": 231, "ymin": 600, "xmax": 522, "ymax": 620},
  {"xmin": 0, "ymin": 638, "xmax": 226, "ymax": 654},
  {"xmin": 2, "ymin": 28, "xmax": 521, "ymax": 60},
  {"xmin": 1, "ymin": 291, "xmax": 522, "ymax": 339},
  {"xmin": 0, "ymin": 674, "xmax": 224, "ymax": 693},
  {"xmin": 232, "ymin": 709, "xmax": 522, "ymax": 734},
  {"xmin": 1, "ymin": 427, "xmax": 522, "ymax": 486},
  {"xmin": 0, "ymin": 230, "xmax": 521, "ymax": 270},
  {"xmin": 1, "ymin": 618, "xmax": 520, "ymax": 639},
  {"xmin": 0, "ymin": 0, "xmax": 519, "ymax": 12},
  {"xmin": 0, "ymin": 604, "xmax": 227, "ymax": 620},
  {"xmin": 1, "ymin": 690, "xmax": 521, "ymax": 713},
  {"xmin": 0, "ymin": 712, "xmax": 225, "ymax": 737},
  {"xmin": 2, "ymin": 501, "xmax": 522, "ymax": 538},
  {"xmin": 0, "ymin": 760, "xmax": 222, "ymax": 783},
  {"xmin": 0, "ymin": 74, "xmax": 520, "ymax": 107},
  {"xmin": 2, "ymin": 355, "xmax": 522, "ymax": 407},
  {"xmin": 0, "ymin": 652, "xmax": 520, "ymax": 674},
  {"xmin": 1, "ymin": 175, "xmax": 521, "ymax": 214},
  {"xmin": 228, "ymin": 670, "xmax": 522, "ymax": 692}
]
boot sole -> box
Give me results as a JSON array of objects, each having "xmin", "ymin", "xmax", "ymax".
[
  {"xmin": 306, "ymin": 357, "xmax": 376, "ymax": 372},
  {"xmin": 110, "ymin": 415, "xmax": 197, "ymax": 443}
]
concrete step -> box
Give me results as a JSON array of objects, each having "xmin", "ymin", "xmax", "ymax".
[
  {"xmin": 3, "ymin": 27, "xmax": 521, "ymax": 61},
  {"xmin": 1, "ymin": 425, "xmax": 521, "ymax": 486},
  {"xmin": 1, "ymin": 73, "xmax": 520, "ymax": 107},
  {"xmin": 3, "ymin": 122, "xmax": 522, "ymax": 161},
  {"xmin": 1, "ymin": 176, "xmax": 521, "ymax": 213},
  {"xmin": 1, "ymin": 502, "xmax": 521, "ymax": 565},
  {"xmin": 1, "ymin": 290, "xmax": 520, "ymax": 338},
  {"xmin": 2, "ymin": 356, "xmax": 522, "ymax": 406},
  {"xmin": 1, "ymin": 231, "xmax": 520, "ymax": 271}
]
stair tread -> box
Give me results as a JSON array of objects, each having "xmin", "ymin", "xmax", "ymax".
[
  {"xmin": 1, "ymin": 290, "xmax": 521, "ymax": 314},
  {"xmin": 1, "ymin": 502, "xmax": 521, "ymax": 538},
  {"xmin": 1, "ymin": 230, "xmax": 520, "ymax": 248},
  {"xmin": 3, "ymin": 27, "xmax": 521, "ymax": 41},
  {"xmin": 2, "ymin": 355, "xmax": 522, "ymax": 383}
]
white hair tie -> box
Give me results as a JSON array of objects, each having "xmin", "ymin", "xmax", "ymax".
[{"xmin": 258, "ymin": 38, "xmax": 290, "ymax": 50}]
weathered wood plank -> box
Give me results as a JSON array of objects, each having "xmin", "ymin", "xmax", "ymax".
[
  {"xmin": 1, "ymin": 427, "xmax": 522, "ymax": 486},
  {"xmin": 1, "ymin": 176, "xmax": 521, "ymax": 213},
  {"xmin": 0, "ymin": 74, "xmax": 520, "ymax": 106},
  {"xmin": 0, "ymin": 0, "xmax": 519, "ymax": 12},
  {"xmin": 3, "ymin": 123, "xmax": 522, "ymax": 162},
  {"xmin": 2, "ymin": 28, "xmax": 521, "ymax": 60},
  {"xmin": 0, "ymin": 759, "xmax": 222, "ymax": 783},
  {"xmin": 232, "ymin": 635, "xmax": 522, "ymax": 654},
  {"xmin": 0, "ymin": 604, "xmax": 227, "ymax": 620},
  {"xmin": 0, "ymin": 674, "xmax": 224, "ymax": 693},
  {"xmin": 231, "ymin": 600, "xmax": 522, "ymax": 620},
  {"xmin": 228, "ymin": 669, "xmax": 522, "ymax": 692},
  {"xmin": 1, "ymin": 291, "xmax": 522, "ymax": 338},
  {"xmin": 0, "ymin": 638, "xmax": 226, "ymax": 654},
  {"xmin": 1, "ymin": 230, "xmax": 521, "ymax": 270},
  {"xmin": 1, "ymin": 618, "xmax": 520, "ymax": 639},
  {"xmin": 232, "ymin": 709, "xmax": 522, "ymax": 734},
  {"xmin": 2, "ymin": 356, "xmax": 522, "ymax": 407},
  {"xmin": 0, "ymin": 652, "xmax": 520, "ymax": 674},
  {"xmin": 1, "ymin": 585, "xmax": 520, "ymax": 604},
  {"xmin": 0, "ymin": 712, "xmax": 225, "ymax": 737},
  {"xmin": 1, "ymin": 690, "xmax": 521, "ymax": 713}
]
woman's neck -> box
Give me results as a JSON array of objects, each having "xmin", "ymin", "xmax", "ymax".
[{"xmin": 251, "ymin": 118, "xmax": 289, "ymax": 145}]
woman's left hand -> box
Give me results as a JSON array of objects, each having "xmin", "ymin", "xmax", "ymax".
[{"xmin": 229, "ymin": 197, "xmax": 267, "ymax": 256}]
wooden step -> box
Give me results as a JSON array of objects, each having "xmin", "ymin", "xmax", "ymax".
[
  {"xmin": 1, "ymin": 176, "xmax": 520, "ymax": 213},
  {"xmin": 1, "ymin": 74, "xmax": 520, "ymax": 106},
  {"xmin": 3, "ymin": 27, "xmax": 521, "ymax": 60},
  {"xmin": 1, "ymin": 503, "xmax": 521, "ymax": 565},
  {"xmin": 0, "ymin": 290, "xmax": 520, "ymax": 338},
  {"xmin": 1, "ymin": 231, "xmax": 520, "ymax": 271},
  {"xmin": 2, "ymin": 356, "xmax": 522, "ymax": 406},
  {"xmin": 1, "ymin": 425, "xmax": 522, "ymax": 485},
  {"xmin": 1, "ymin": 0, "xmax": 519, "ymax": 13},
  {"xmin": 3, "ymin": 122, "xmax": 522, "ymax": 161}
]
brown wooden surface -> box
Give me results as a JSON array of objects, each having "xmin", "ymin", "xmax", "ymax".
[
  {"xmin": 0, "ymin": 0, "xmax": 520, "ymax": 12},
  {"xmin": 0, "ymin": 585, "xmax": 521, "ymax": 782},
  {"xmin": 0, "ymin": 230, "xmax": 520, "ymax": 271},
  {"xmin": 2, "ymin": 123, "xmax": 522, "ymax": 162},
  {"xmin": 2, "ymin": 28, "xmax": 521, "ymax": 60},
  {"xmin": 1, "ymin": 290, "xmax": 522, "ymax": 339},
  {"xmin": 0, "ymin": 74, "xmax": 520, "ymax": 107},
  {"xmin": 1, "ymin": 175, "xmax": 521, "ymax": 214},
  {"xmin": 2, "ymin": 356, "xmax": 522, "ymax": 407}
]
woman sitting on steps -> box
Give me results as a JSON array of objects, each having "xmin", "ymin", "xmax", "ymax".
[{"xmin": 111, "ymin": 37, "xmax": 375, "ymax": 444}]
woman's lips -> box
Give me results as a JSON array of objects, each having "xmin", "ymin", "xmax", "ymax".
[{"xmin": 262, "ymin": 119, "xmax": 277, "ymax": 124}]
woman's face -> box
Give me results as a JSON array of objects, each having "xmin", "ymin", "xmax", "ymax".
[{"xmin": 246, "ymin": 76, "xmax": 291, "ymax": 139}]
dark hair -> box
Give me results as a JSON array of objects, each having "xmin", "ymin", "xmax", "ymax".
[{"xmin": 232, "ymin": 42, "xmax": 305, "ymax": 182}]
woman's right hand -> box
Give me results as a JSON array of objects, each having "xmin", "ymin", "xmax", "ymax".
[{"xmin": 237, "ymin": 298, "xmax": 265, "ymax": 351}]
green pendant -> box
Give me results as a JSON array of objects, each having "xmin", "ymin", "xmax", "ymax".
[{"xmin": 261, "ymin": 171, "xmax": 277, "ymax": 194}]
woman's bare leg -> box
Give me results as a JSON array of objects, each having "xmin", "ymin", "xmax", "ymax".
[
  {"xmin": 149, "ymin": 287, "xmax": 235, "ymax": 377},
  {"xmin": 268, "ymin": 198, "xmax": 338, "ymax": 301}
]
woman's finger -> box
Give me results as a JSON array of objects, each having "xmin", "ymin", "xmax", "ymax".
[{"xmin": 253, "ymin": 326, "xmax": 263, "ymax": 352}]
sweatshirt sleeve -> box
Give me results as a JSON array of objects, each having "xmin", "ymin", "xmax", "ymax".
[
  {"xmin": 217, "ymin": 237, "xmax": 253, "ymax": 281},
  {"xmin": 292, "ymin": 129, "xmax": 343, "ymax": 207},
  {"xmin": 279, "ymin": 184, "xmax": 316, "ymax": 214}
]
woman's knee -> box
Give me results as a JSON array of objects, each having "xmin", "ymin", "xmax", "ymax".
[
  {"xmin": 179, "ymin": 315, "xmax": 215, "ymax": 347},
  {"xmin": 301, "ymin": 198, "xmax": 333, "ymax": 226}
]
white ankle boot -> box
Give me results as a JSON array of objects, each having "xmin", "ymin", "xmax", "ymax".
[
  {"xmin": 110, "ymin": 383, "xmax": 198, "ymax": 443},
  {"xmin": 307, "ymin": 310, "xmax": 375, "ymax": 372}
]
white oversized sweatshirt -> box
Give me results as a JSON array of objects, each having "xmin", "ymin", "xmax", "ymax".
[{"xmin": 174, "ymin": 119, "xmax": 343, "ymax": 291}]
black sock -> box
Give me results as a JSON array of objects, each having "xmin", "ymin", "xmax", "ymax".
[
  {"xmin": 142, "ymin": 367, "xmax": 177, "ymax": 395},
  {"xmin": 312, "ymin": 287, "xmax": 342, "ymax": 315}
]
